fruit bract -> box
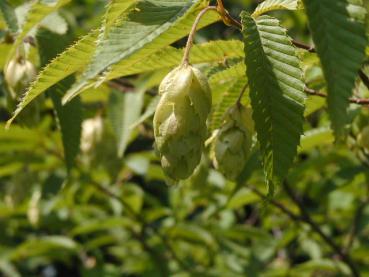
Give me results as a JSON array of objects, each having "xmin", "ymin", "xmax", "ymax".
[
  {"xmin": 213, "ymin": 104, "xmax": 254, "ymax": 180},
  {"xmin": 153, "ymin": 65, "xmax": 211, "ymax": 180}
]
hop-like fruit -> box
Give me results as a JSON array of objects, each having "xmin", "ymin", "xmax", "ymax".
[
  {"xmin": 4, "ymin": 58, "xmax": 36, "ymax": 99},
  {"xmin": 358, "ymin": 125, "xmax": 369, "ymax": 151},
  {"xmin": 213, "ymin": 104, "xmax": 254, "ymax": 180},
  {"xmin": 153, "ymin": 65, "xmax": 212, "ymax": 180}
]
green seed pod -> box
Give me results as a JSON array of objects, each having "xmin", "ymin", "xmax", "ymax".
[
  {"xmin": 213, "ymin": 104, "xmax": 254, "ymax": 180},
  {"xmin": 153, "ymin": 65, "xmax": 212, "ymax": 180},
  {"xmin": 358, "ymin": 125, "xmax": 369, "ymax": 151},
  {"xmin": 4, "ymin": 58, "xmax": 36, "ymax": 99}
]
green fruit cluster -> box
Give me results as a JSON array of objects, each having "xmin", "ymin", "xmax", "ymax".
[
  {"xmin": 153, "ymin": 65, "xmax": 212, "ymax": 180},
  {"xmin": 213, "ymin": 104, "xmax": 254, "ymax": 180}
]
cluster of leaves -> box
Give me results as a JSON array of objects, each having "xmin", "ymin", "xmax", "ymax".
[{"xmin": 0, "ymin": 0, "xmax": 368, "ymax": 276}]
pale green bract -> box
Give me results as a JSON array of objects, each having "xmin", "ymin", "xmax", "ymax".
[
  {"xmin": 213, "ymin": 104, "xmax": 254, "ymax": 180},
  {"xmin": 153, "ymin": 65, "xmax": 211, "ymax": 180}
]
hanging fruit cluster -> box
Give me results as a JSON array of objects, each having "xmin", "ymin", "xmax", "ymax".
[{"xmin": 152, "ymin": 6, "xmax": 255, "ymax": 181}]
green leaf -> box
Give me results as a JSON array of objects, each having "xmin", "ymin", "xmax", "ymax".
[
  {"xmin": 0, "ymin": 0, "xmax": 18, "ymax": 32},
  {"xmin": 242, "ymin": 13, "xmax": 305, "ymax": 192},
  {"xmin": 10, "ymin": 236, "xmax": 78, "ymax": 261},
  {"xmin": 7, "ymin": 0, "xmax": 71, "ymax": 62},
  {"xmin": 303, "ymin": 0, "xmax": 367, "ymax": 137},
  {"xmin": 102, "ymin": 0, "xmax": 138, "ymax": 34},
  {"xmin": 37, "ymin": 29, "xmax": 82, "ymax": 171},
  {"xmin": 71, "ymin": 217, "xmax": 134, "ymax": 236},
  {"xmin": 7, "ymin": 0, "xmax": 219, "ymax": 125},
  {"xmin": 209, "ymin": 61, "xmax": 245, "ymax": 87},
  {"xmin": 63, "ymin": 0, "xmax": 219, "ymax": 103},
  {"xmin": 6, "ymin": 30, "xmax": 98, "ymax": 127},
  {"xmin": 253, "ymin": 0, "xmax": 302, "ymax": 18},
  {"xmin": 108, "ymin": 89, "xmax": 145, "ymax": 158},
  {"xmin": 299, "ymin": 127, "xmax": 334, "ymax": 152},
  {"xmin": 227, "ymin": 188, "xmax": 259, "ymax": 209}
]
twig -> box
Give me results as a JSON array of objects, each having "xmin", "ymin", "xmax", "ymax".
[
  {"xmin": 282, "ymin": 181, "xmax": 360, "ymax": 277},
  {"xmin": 292, "ymin": 40, "xmax": 369, "ymax": 93},
  {"xmin": 292, "ymin": 40, "xmax": 315, "ymax": 53},
  {"xmin": 304, "ymin": 87, "xmax": 369, "ymax": 106}
]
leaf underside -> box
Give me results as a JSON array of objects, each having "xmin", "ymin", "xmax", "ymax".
[{"xmin": 63, "ymin": 0, "xmax": 219, "ymax": 103}]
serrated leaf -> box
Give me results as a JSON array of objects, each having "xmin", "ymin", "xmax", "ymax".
[
  {"xmin": 7, "ymin": 0, "xmax": 219, "ymax": 125},
  {"xmin": 6, "ymin": 0, "xmax": 137, "ymax": 126},
  {"xmin": 108, "ymin": 89, "xmax": 144, "ymax": 158},
  {"xmin": 242, "ymin": 13, "xmax": 305, "ymax": 192},
  {"xmin": 209, "ymin": 61, "xmax": 246, "ymax": 88},
  {"xmin": 303, "ymin": 0, "xmax": 367, "ymax": 137},
  {"xmin": 37, "ymin": 30, "xmax": 82, "ymax": 171},
  {"xmin": 7, "ymin": 0, "xmax": 71, "ymax": 63},
  {"xmin": 102, "ymin": 0, "xmax": 137, "ymax": 34},
  {"xmin": 63, "ymin": 0, "xmax": 219, "ymax": 103},
  {"xmin": 253, "ymin": 0, "xmax": 301, "ymax": 18},
  {"xmin": 6, "ymin": 30, "xmax": 98, "ymax": 127},
  {"xmin": 0, "ymin": 0, "xmax": 18, "ymax": 32}
]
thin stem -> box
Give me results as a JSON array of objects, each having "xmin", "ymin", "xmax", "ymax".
[
  {"xmin": 236, "ymin": 83, "xmax": 248, "ymax": 104},
  {"xmin": 182, "ymin": 6, "xmax": 217, "ymax": 66},
  {"xmin": 305, "ymin": 87, "xmax": 369, "ymax": 106}
]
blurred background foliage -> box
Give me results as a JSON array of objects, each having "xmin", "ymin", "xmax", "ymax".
[{"xmin": 0, "ymin": 0, "xmax": 369, "ymax": 276}]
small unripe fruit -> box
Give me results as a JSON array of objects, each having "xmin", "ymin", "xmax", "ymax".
[
  {"xmin": 358, "ymin": 125, "xmax": 369, "ymax": 151},
  {"xmin": 213, "ymin": 104, "xmax": 254, "ymax": 180},
  {"xmin": 153, "ymin": 65, "xmax": 212, "ymax": 180},
  {"xmin": 4, "ymin": 58, "xmax": 36, "ymax": 99}
]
